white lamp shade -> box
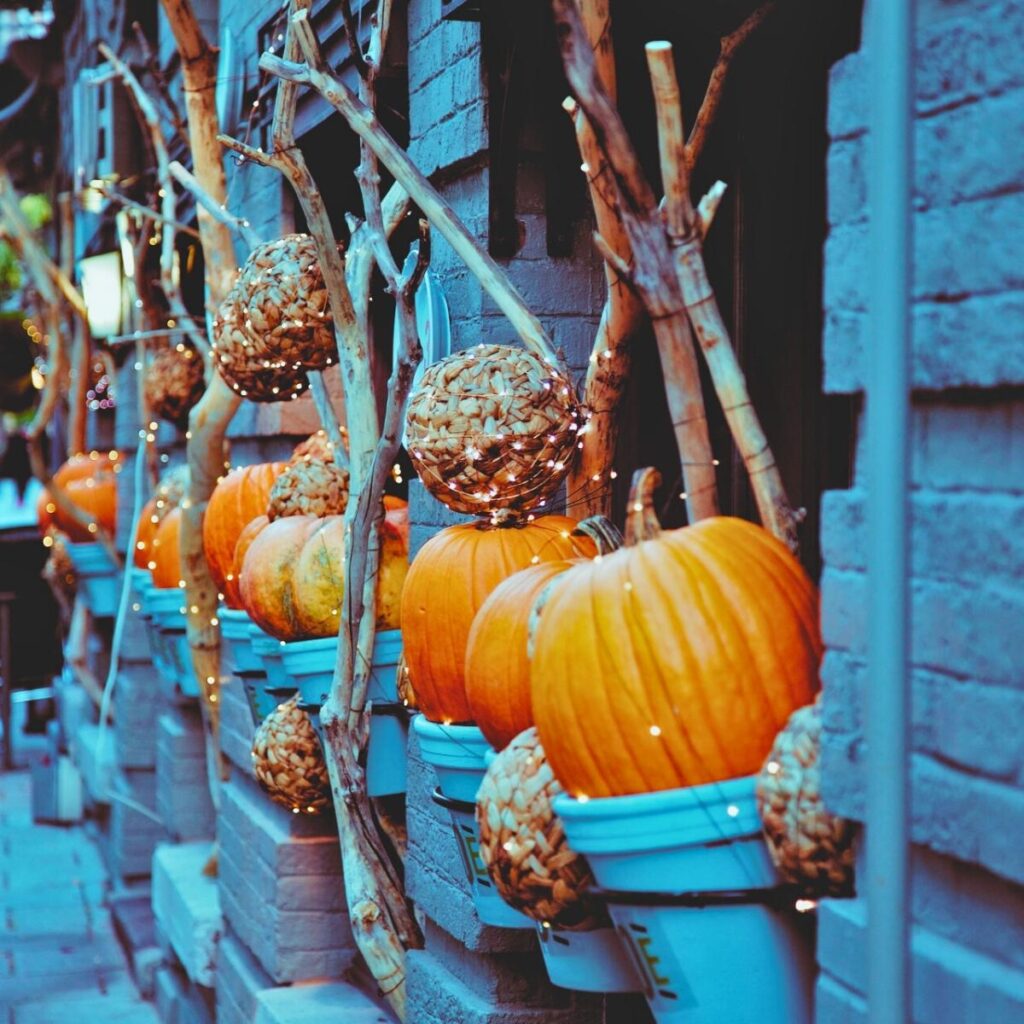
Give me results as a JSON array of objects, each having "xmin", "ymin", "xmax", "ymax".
[{"xmin": 79, "ymin": 251, "xmax": 124, "ymax": 338}]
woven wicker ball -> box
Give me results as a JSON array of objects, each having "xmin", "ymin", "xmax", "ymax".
[
  {"xmin": 251, "ymin": 695, "xmax": 332, "ymax": 814},
  {"xmin": 290, "ymin": 428, "xmax": 348, "ymax": 465},
  {"xmin": 267, "ymin": 458, "xmax": 349, "ymax": 520},
  {"xmin": 476, "ymin": 727, "xmax": 606, "ymax": 930},
  {"xmin": 212, "ymin": 234, "xmax": 338, "ymax": 402},
  {"xmin": 405, "ymin": 344, "xmax": 581, "ymax": 518},
  {"xmin": 144, "ymin": 346, "xmax": 205, "ymax": 427},
  {"xmin": 756, "ymin": 699, "xmax": 855, "ymax": 895}
]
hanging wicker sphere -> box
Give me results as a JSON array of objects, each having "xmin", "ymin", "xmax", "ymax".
[
  {"xmin": 212, "ymin": 234, "xmax": 338, "ymax": 402},
  {"xmin": 267, "ymin": 457, "xmax": 349, "ymax": 520},
  {"xmin": 251, "ymin": 695, "xmax": 332, "ymax": 814},
  {"xmin": 405, "ymin": 344, "xmax": 582, "ymax": 518},
  {"xmin": 476, "ymin": 727, "xmax": 606, "ymax": 930},
  {"xmin": 144, "ymin": 345, "xmax": 205, "ymax": 427},
  {"xmin": 756, "ymin": 699, "xmax": 855, "ymax": 895},
  {"xmin": 290, "ymin": 428, "xmax": 348, "ymax": 465}
]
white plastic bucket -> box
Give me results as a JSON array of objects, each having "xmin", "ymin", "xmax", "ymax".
[
  {"xmin": 66, "ymin": 542, "xmax": 119, "ymax": 617},
  {"xmin": 414, "ymin": 716, "xmax": 531, "ymax": 930},
  {"xmin": 220, "ymin": 607, "xmax": 261, "ymax": 675},
  {"xmin": 554, "ymin": 776, "xmax": 814, "ymax": 1023},
  {"xmin": 536, "ymin": 923, "xmax": 643, "ymax": 993}
]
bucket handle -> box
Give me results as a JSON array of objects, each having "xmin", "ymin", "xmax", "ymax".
[{"xmin": 593, "ymin": 884, "xmax": 813, "ymax": 911}]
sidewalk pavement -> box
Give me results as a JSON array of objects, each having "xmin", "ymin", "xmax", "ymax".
[{"xmin": 0, "ymin": 770, "xmax": 158, "ymax": 1023}]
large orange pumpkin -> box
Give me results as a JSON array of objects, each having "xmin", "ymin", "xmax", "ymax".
[
  {"xmin": 239, "ymin": 508, "xmax": 408, "ymax": 642},
  {"xmin": 531, "ymin": 469, "xmax": 822, "ymax": 800},
  {"xmin": 465, "ymin": 518, "xmax": 622, "ymax": 751},
  {"xmin": 37, "ymin": 472, "xmax": 118, "ymax": 542},
  {"xmin": 227, "ymin": 515, "xmax": 269, "ymax": 607},
  {"xmin": 401, "ymin": 516, "xmax": 595, "ymax": 725},
  {"xmin": 150, "ymin": 506, "xmax": 184, "ymax": 589},
  {"xmin": 54, "ymin": 451, "xmax": 116, "ymax": 485},
  {"xmin": 203, "ymin": 462, "xmax": 286, "ymax": 600}
]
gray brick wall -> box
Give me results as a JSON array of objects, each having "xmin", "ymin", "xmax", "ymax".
[
  {"xmin": 217, "ymin": 772, "xmax": 356, "ymax": 983},
  {"xmin": 817, "ymin": 1, "xmax": 1024, "ymax": 1019},
  {"xmin": 156, "ymin": 708, "xmax": 217, "ymax": 842}
]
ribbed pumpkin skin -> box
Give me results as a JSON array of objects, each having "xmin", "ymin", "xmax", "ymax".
[
  {"xmin": 226, "ymin": 515, "xmax": 269, "ymax": 608},
  {"xmin": 240, "ymin": 516, "xmax": 321, "ymax": 639},
  {"xmin": 240, "ymin": 510, "xmax": 408, "ymax": 642},
  {"xmin": 532, "ymin": 514, "xmax": 822, "ymax": 799},
  {"xmin": 465, "ymin": 560, "xmax": 577, "ymax": 751},
  {"xmin": 151, "ymin": 507, "xmax": 183, "ymax": 589},
  {"xmin": 401, "ymin": 517, "xmax": 594, "ymax": 725},
  {"xmin": 37, "ymin": 474, "xmax": 118, "ymax": 541},
  {"xmin": 134, "ymin": 497, "xmax": 160, "ymax": 569},
  {"xmin": 203, "ymin": 462, "xmax": 286, "ymax": 597}
]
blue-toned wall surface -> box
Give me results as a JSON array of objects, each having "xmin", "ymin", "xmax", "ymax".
[{"xmin": 817, "ymin": 0, "xmax": 1024, "ymax": 1019}]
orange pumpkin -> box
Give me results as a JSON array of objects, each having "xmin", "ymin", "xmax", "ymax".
[
  {"xmin": 531, "ymin": 469, "xmax": 822, "ymax": 799},
  {"xmin": 400, "ymin": 516, "xmax": 595, "ymax": 725},
  {"xmin": 240, "ymin": 508, "xmax": 408, "ymax": 642},
  {"xmin": 203, "ymin": 462, "xmax": 286, "ymax": 599},
  {"xmin": 465, "ymin": 518, "xmax": 622, "ymax": 751},
  {"xmin": 150, "ymin": 506, "xmax": 184, "ymax": 589},
  {"xmin": 54, "ymin": 451, "xmax": 116, "ymax": 485},
  {"xmin": 134, "ymin": 496, "xmax": 160, "ymax": 569},
  {"xmin": 37, "ymin": 472, "xmax": 118, "ymax": 542},
  {"xmin": 227, "ymin": 515, "xmax": 269, "ymax": 608}
]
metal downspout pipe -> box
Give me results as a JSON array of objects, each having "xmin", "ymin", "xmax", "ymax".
[{"xmin": 866, "ymin": 0, "xmax": 915, "ymax": 1021}]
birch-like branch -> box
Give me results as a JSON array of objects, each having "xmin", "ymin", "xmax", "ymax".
[
  {"xmin": 160, "ymin": 0, "xmax": 244, "ymax": 789},
  {"xmin": 685, "ymin": 1, "xmax": 778, "ymax": 170},
  {"xmin": 97, "ymin": 43, "xmax": 211, "ymax": 361},
  {"xmin": 169, "ymin": 160, "xmax": 261, "ymax": 250},
  {"xmin": 645, "ymin": 41, "xmax": 802, "ymax": 550},
  {"xmin": 552, "ymin": 0, "xmax": 718, "ymax": 521}
]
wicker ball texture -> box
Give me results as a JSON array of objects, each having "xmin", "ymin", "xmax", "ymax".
[
  {"xmin": 756, "ymin": 699, "xmax": 855, "ymax": 895},
  {"xmin": 290, "ymin": 428, "xmax": 348, "ymax": 465},
  {"xmin": 144, "ymin": 345, "xmax": 205, "ymax": 427},
  {"xmin": 476, "ymin": 727, "xmax": 606, "ymax": 930},
  {"xmin": 251, "ymin": 695, "xmax": 332, "ymax": 814},
  {"xmin": 267, "ymin": 458, "xmax": 349, "ymax": 520},
  {"xmin": 212, "ymin": 234, "xmax": 338, "ymax": 402},
  {"xmin": 405, "ymin": 344, "xmax": 581, "ymax": 518}
]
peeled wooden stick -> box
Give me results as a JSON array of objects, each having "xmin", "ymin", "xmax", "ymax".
[
  {"xmin": 685, "ymin": 1, "xmax": 778, "ymax": 171},
  {"xmin": 552, "ymin": 0, "xmax": 718, "ymax": 522},
  {"xmin": 646, "ymin": 42, "xmax": 802, "ymax": 551},
  {"xmin": 564, "ymin": 0, "xmax": 646, "ymax": 518},
  {"xmin": 98, "ymin": 43, "xmax": 211, "ymax": 361},
  {"xmin": 58, "ymin": 192, "xmax": 90, "ymax": 458},
  {"xmin": 160, "ymin": 0, "xmax": 243, "ymax": 778},
  {"xmin": 169, "ymin": 161, "xmax": 261, "ymax": 250}
]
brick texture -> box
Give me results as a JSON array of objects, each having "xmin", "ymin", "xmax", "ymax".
[
  {"xmin": 818, "ymin": 1, "xmax": 1024, "ymax": 1019},
  {"xmin": 217, "ymin": 772, "xmax": 355, "ymax": 984}
]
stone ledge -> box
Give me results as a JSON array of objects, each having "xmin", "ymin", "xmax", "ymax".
[
  {"xmin": 152, "ymin": 841, "xmax": 222, "ymax": 988},
  {"xmin": 253, "ymin": 979, "xmax": 392, "ymax": 1024}
]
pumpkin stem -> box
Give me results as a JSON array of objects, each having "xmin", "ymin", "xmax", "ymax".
[
  {"xmin": 574, "ymin": 515, "xmax": 624, "ymax": 555},
  {"xmin": 625, "ymin": 468, "xmax": 663, "ymax": 545}
]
